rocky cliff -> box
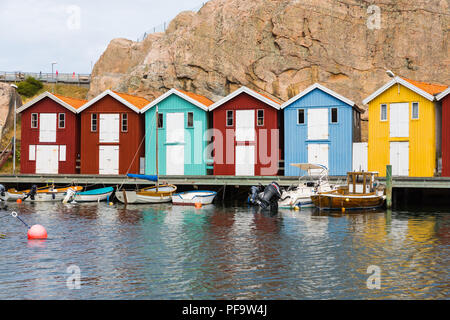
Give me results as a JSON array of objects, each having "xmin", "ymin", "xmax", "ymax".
[
  {"xmin": 89, "ymin": 0, "xmax": 450, "ymax": 139},
  {"xmin": 0, "ymin": 83, "xmax": 21, "ymax": 135}
]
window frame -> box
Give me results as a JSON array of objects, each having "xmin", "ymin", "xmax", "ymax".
[
  {"xmin": 297, "ymin": 109, "xmax": 305, "ymax": 125},
  {"xmin": 411, "ymin": 102, "xmax": 419, "ymax": 120},
  {"xmin": 187, "ymin": 112, "xmax": 194, "ymax": 128},
  {"xmin": 158, "ymin": 113, "xmax": 164, "ymax": 129},
  {"xmin": 380, "ymin": 104, "xmax": 388, "ymax": 122},
  {"xmin": 226, "ymin": 110, "xmax": 234, "ymax": 127},
  {"xmin": 121, "ymin": 113, "xmax": 128, "ymax": 132},
  {"xmin": 31, "ymin": 113, "xmax": 38, "ymax": 128},
  {"xmin": 58, "ymin": 113, "xmax": 65, "ymax": 129},
  {"xmin": 257, "ymin": 109, "xmax": 264, "ymax": 127},
  {"xmin": 91, "ymin": 113, "xmax": 97, "ymax": 132},
  {"xmin": 331, "ymin": 108, "xmax": 338, "ymax": 124}
]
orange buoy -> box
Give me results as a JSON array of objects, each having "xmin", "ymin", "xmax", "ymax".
[
  {"xmin": 27, "ymin": 225, "xmax": 47, "ymax": 240},
  {"xmin": 16, "ymin": 198, "xmax": 22, "ymax": 204},
  {"xmin": 341, "ymin": 207, "xmax": 346, "ymax": 213},
  {"xmin": 194, "ymin": 202, "xmax": 202, "ymax": 209}
]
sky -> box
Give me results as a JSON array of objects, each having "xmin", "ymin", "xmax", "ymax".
[{"xmin": 0, "ymin": 0, "xmax": 206, "ymax": 74}]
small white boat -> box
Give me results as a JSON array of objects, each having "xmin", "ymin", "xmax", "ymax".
[
  {"xmin": 6, "ymin": 186, "xmax": 83, "ymax": 202},
  {"xmin": 63, "ymin": 187, "xmax": 114, "ymax": 203},
  {"xmin": 171, "ymin": 190, "xmax": 217, "ymax": 205},
  {"xmin": 279, "ymin": 163, "xmax": 336, "ymax": 209},
  {"xmin": 115, "ymin": 185, "xmax": 177, "ymax": 204}
]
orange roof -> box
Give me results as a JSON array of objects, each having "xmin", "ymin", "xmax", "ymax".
[
  {"xmin": 253, "ymin": 89, "xmax": 282, "ymax": 105},
  {"xmin": 401, "ymin": 77, "xmax": 448, "ymax": 96},
  {"xmin": 112, "ymin": 91, "xmax": 151, "ymax": 109},
  {"xmin": 53, "ymin": 93, "xmax": 87, "ymax": 109},
  {"xmin": 176, "ymin": 89, "xmax": 214, "ymax": 107}
]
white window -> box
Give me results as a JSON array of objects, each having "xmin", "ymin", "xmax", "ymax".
[
  {"xmin": 59, "ymin": 145, "xmax": 66, "ymax": 162},
  {"xmin": 29, "ymin": 145, "xmax": 36, "ymax": 161},
  {"xmin": 31, "ymin": 114, "xmax": 38, "ymax": 128},
  {"xmin": 39, "ymin": 113, "xmax": 57, "ymax": 142},
  {"xmin": 58, "ymin": 113, "xmax": 65, "ymax": 128},
  {"xmin": 412, "ymin": 102, "xmax": 419, "ymax": 120},
  {"xmin": 380, "ymin": 104, "xmax": 387, "ymax": 121},
  {"xmin": 257, "ymin": 110, "xmax": 264, "ymax": 126},
  {"xmin": 99, "ymin": 114, "xmax": 120, "ymax": 143},
  {"xmin": 121, "ymin": 113, "xmax": 128, "ymax": 132},
  {"xmin": 91, "ymin": 114, "xmax": 97, "ymax": 132},
  {"xmin": 187, "ymin": 112, "xmax": 194, "ymax": 128},
  {"xmin": 226, "ymin": 110, "xmax": 233, "ymax": 127}
]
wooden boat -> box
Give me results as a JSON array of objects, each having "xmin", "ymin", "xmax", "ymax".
[
  {"xmin": 6, "ymin": 185, "xmax": 83, "ymax": 202},
  {"xmin": 63, "ymin": 187, "xmax": 114, "ymax": 203},
  {"xmin": 279, "ymin": 163, "xmax": 337, "ymax": 209},
  {"xmin": 115, "ymin": 175, "xmax": 177, "ymax": 204},
  {"xmin": 171, "ymin": 191, "xmax": 217, "ymax": 205},
  {"xmin": 311, "ymin": 171, "xmax": 386, "ymax": 210}
]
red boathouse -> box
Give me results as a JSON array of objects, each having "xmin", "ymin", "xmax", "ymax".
[
  {"xmin": 78, "ymin": 90, "xmax": 149, "ymax": 175},
  {"xmin": 209, "ymin": 86, "xmax": 281, "ymax": 176},
  {"xmin": 17, "ymin": 91, "xmax": 86, "ymax": 174},
  {"xmin": 438, "ymin": 87, "xmax": 450, "ymax": 176}
]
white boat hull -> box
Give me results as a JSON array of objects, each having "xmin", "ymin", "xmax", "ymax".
[
  {"xmin": 73, "ymin": 191, "xmax": 114, "ymax": 202},
  {"xmin": 6, "ymin": 191, "xmax": 67, "ymax": 202},
  {"xmin": 171, "ymin": 191, "xmax": 217, "ymax": 205},
  {"xmin": 115, "ymin": 185, "xmax": 176, "ymax": 204}
]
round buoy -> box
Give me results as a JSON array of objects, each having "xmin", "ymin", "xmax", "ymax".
[
  {"xmin": 194, "ymin": 202, "xmax": 202, "ymax": 209},
  {"xmin": 294, "ymin": 206, "xmax": 300, "ymax": 211},
  {"xmin": 341, "ymin": 207, "xmax": 346, "ymax": 213},
  {"xmin": 16, "ymin": 198, "xmax": 22, "ymax": 204},
  {"xmin": 27, "ymin": 225, "xmax": 47, "ymax": 240},
  {"xmin": 109, "ymin": 202, "xmax": 113, "ymax": 206}
]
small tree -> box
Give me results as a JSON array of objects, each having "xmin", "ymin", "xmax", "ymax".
[{"xmin": 17, "ymin": 77, "xmax": 44, "ymax": 97}]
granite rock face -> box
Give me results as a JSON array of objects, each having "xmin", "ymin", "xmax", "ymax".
[
  {"xmin": 89, "ymin": 0, "xmax": 450, "ymax": 140},
  {"xmin": 0, "ymin": 83, "xmax": 22, "ymax": 134}
]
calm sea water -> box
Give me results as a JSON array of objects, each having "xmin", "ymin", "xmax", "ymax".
[{"xmin": 0, "ymin": 202, "xmax": 448, "ymax": 300}]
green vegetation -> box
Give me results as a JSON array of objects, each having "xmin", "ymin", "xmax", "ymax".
[{"xmin": 17, "ymin": 77, "xmax": 44, "ymax": 98}]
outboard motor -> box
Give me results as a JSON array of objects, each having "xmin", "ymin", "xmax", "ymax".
[
  {"xmin": 248, "ymin": 185, "xmax": 264, "ymax": 205},
  {"xmin": 0, "ymin": 184, "xmax": 5, "ymax": 200},
  {"xmin": 248, "ymin": 182, "xmax": 282, "ymax": 212},
  {"xmin": 23, "ymin": 185, "xmax": 38, "ymax": 201}
]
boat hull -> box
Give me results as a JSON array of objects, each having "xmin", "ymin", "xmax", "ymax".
[
  {"xmin": 311, "ymin": 192, "xmax": 385, "ymax": 210},
  {"xmin": 171, "ymin": 191, "xmax": 217, "ymax": 205},
  {"xmin": 73, "ymin": 188, "xmax": 114, "ymax": 202},
  {"xmin": 115, "ymin": 185, "xmax": 177, "ymax": 204},
  {"xmin": 6, "ymin": 186, "xmax": 83, "ymax": 202}
]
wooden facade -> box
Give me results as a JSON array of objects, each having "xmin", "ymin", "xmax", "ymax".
[
  {"xmin": 209, "ymin": 87, "xmax": 281, "ymax": 176},
  {"xmin": 281, "ymin": 83, "xmax": 362, "ymax": 176},
  {"xmin": 141, "ymin": 89, "xmax": 213, "ymax": 176},
  {"xmin": 364, "ymin": 77, "xmax": 447, "ymax": 177},
  {"xmin": 17, "ymin": 92, "xmax": 85, "ymax": 174},
  {"xmin": 438, "ymin": 88, "xmax": 450, "ymax": 176},
  {"xmin": 78, "ymin": 90, "xmax": 149, "ymax": 175}
]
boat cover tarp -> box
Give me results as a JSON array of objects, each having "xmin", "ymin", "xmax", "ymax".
[
  {"xmin": 290, "ymin": 163, "xmax": 328, "ymax": 171},
  {"xmin": 77, "ymin": 187, "xmax": 114, "ymax": 195},
  {"xmin": 127, "ymin": 174, "xmax": 158, "ymax": 182}
]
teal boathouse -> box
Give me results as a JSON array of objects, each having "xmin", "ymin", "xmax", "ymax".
[{"xmin": 140, "ymin": 89, "xmax": 213, "ymax": 175}]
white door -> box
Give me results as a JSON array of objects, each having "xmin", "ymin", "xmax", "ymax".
[
  {"xmin": 353, "ymin": 142, "xmax": 368, "ymax": 171},
  {"xmin": 236, "ymin": 110, "xmax": 255, "ymax": 141},
  {"xmin": 99, "ymin": 114, "xmax": 120, "ymax": 143},
  {"xmin": 308, "ymin": 108, "xmax": 328, "ymax": 140},
  {"xmin": 166, "ymin": 113, "xmax": 185, "ymax": 143},
  {"xmin": 39, "ymin": 113, "xmax": 57, "ymax": 142},
  {"xmin": 99, "ymin": 146, "xmax": 119, "ymax": 175},
  {"xmin": 236, "ymin": 145, "xmax": 255, "ymax": 176},
  {"xmin": 166, "ymin": 145, "xmax": 185, "ymax": 175},
  {"xmin": 390, "ymin": 103, "xmax": 409, "ymax": 138},
  {"xmin": 308, "ymin": 144, "xmax": 329, "ymax": 175},
  {"xmin": 390, "ymin": 142, "xmax": 409, "ymax": 176},
  {"xmin": 36, "ymin": 145, "xmax": 59, "ymax": 174}
]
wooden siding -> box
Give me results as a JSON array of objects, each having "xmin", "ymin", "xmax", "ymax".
[
  {"xmin": 284, "ymin": 88, "xmax": 354, "ymax": 176},
  {"xmin": 212, "ymin": 92, "xmax": 280, "ymax": 176},
  {"xmin": 368, "ymin": 84, "xmax": 436, "ymax": 177},
  {"xmin": 20, "ymin": 97, "xmax": 79, "ymax": 174},
  {"xmin": 79, "ymin": 95, "xmax": 144, "ymax": 175},
  {"xmin": 144, "ymin": 94, "xmax": 208, "ymax": 175},
  {"xmin": 441, "ymin": 95, "xmax": 450, "ymax": 176}
]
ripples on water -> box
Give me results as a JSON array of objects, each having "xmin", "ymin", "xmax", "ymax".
[{"xmin": 0, "ymin": 202, "xmax": 448, "ymax": 299}]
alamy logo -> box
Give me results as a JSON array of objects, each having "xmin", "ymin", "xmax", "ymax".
[
  {"xmin": 66, "ymin": 5, "xmax": 81, "ymax": 31},
  {"xmin": 366, "ymin": 265, "xmax": 381, "ymax": 289},
  {"xmin": 367, "ymin": 5, "xmax": 381, "ymax": 30},
  {"xmin": 66, "ymin": 265, "xmax": 81, "ymax": 290}
]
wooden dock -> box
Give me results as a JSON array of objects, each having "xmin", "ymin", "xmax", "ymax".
[{"xmin": 1, "ymin": 174, "xmax": 450, "ymax": 189}]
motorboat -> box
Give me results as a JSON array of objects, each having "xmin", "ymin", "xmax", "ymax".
[
  {"xmin": 63, "ymin": 187, "xmax": 114, "ymax": 203},
  {"xmin": 115, "ymin": 174, "xmax": 177, "ymax": 204},
  {"xmin": 6, "ymin": 185, "xmax": 83, "ymax": 202},
  {"xmin": 171, "ymin": 190, "xmax": 217, "ymax": 205}
]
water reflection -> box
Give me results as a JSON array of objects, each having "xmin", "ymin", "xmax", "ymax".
[{"xmin": 0, "ymin": 202, "xmax": 448, "ymax": 299}]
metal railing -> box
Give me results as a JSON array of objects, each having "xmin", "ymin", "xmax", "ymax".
[
  {"xmin": 0, "ymin": 71, "xmax": 91, "ymax": 84},
  {"xmin": 137, "ymin": 1, "xmax": 209, "ymax": 42}
]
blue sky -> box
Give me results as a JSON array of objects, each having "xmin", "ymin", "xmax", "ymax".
[{"xmin": 0, "ymin": 0, "xmax": 205, "ymax": 74}]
